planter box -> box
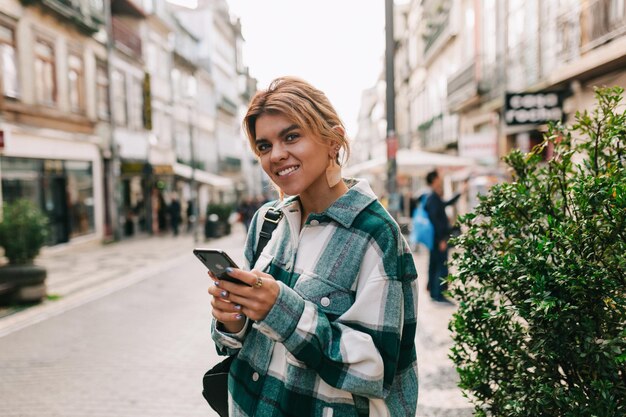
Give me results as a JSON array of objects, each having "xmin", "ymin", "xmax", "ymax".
[{"xmin": 0, "ymin": 264, "xmax": 47, "ymax": 304}]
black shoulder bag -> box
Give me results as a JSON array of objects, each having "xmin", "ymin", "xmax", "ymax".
[{"xmin": 202, "ymin": 207, "xmax": 282, "ymax": 417}]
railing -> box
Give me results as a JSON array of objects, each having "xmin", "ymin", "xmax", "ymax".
[
  {"xmin": 22, "ymin": 0, "xmax": 102, "ymax": 33},
  {"xmin": 447, "ymin": 58, "xmax": 476, "ymax": 103},
  {"xmin": 112, "ymin": 16, "xmax": 142, "ymax": 58},
  {"xmin": 582, "ymin": 0, "xmax": 626, "ymax": 50},
  {"xmin": 424, "ymin": 11, "xmax": 450, "ymax": 54},
  {"xmin": 556, "ymin": 0, "xmax": 626, "ymax": 63},
  {"xmin": 419, "ymin": 113, "xmax": 459, "ymax": 150},
  {"xmin": 477, "ymin": 55, "xmax": 506, "ymax": 102}
]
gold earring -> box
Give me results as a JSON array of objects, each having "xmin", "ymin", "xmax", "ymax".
[{"xmin": 326, "ymin": 157, "xmax": 342, "ymax": 188}]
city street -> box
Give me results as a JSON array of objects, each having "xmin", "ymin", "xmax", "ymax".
[{"xmin": 0, "ymin": 224, "xmax": 472, "ymax": 417}]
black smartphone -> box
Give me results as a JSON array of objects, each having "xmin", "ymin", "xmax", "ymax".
[{"xmin": 193, "ymin": 248, "xmax": 248, "ymax": 286}]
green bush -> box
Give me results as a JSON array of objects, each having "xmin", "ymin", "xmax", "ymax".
[
  {"xmin": 0, "ymin": 199, "xmax": 49, "ymax": 265},
  {"xmin": 448, "ymin": 87, "xmax": 626, "ymax": 416}
]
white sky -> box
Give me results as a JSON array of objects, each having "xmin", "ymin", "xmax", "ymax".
[{"xmin": 224, "ymin": 0, "xmax": 386, "ymax": 138}]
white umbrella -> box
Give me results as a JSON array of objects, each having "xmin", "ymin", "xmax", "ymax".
[{"xmin": 344, "ymin": 149, "xmax": 476, "ymax": 177}]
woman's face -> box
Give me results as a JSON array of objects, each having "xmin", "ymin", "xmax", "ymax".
[{"xmin": 253, "ymin": 112, "xmax": 332, "ymax": 197}]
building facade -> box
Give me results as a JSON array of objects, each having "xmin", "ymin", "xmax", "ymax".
[
  {"xmin": 0, "ymin": 0, "xmax": 107, "ymax": 245},
  {"xmin": 355, "ymin": 0, "xmax": 626, "ymax": 179},
  {"xmin": 0, "ymin": 0, "xmax": 251, "ymax": 246}
]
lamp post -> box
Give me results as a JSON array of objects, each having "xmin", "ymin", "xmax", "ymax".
[
  {"xmin": 385, "ymin": 0, "xmax": 399, "ymax": 219},
  {"xmin": 103, "ymin": 0, "xmax": 122, "ymax": 241},
  {"xmin": 187, "ymin": 94, "xmax": 199, "ymax": 243}
]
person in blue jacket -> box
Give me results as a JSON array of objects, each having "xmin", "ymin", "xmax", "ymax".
[{"xmin": 425, "ymin": 169, "xmax": 461, "ymax": 303}]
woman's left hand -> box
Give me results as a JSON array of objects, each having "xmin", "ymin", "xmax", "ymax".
[{"xmin": 214, "ymin": 268, "xmax": 280, "ymax": 322}]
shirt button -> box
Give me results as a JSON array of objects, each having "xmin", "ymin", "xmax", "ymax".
[
  {"xmin": 310, "ymin": 219, "xmax": 319, "ymax": 226},
  {"xmin": 252, "ymin": 372, "xmax": 259, "ymax": 382},
  {"xmin": 320, "ymin": 297, "xmax": 331, "ymax": 307}
]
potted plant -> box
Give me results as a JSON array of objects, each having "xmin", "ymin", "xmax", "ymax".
[
  {"xmin": 0, "ymin": 199, "xmax": 49, "ymax": 304},
  {"xmin": 204, "ymin": 203, "xmax": 234, "ymax": 239}
]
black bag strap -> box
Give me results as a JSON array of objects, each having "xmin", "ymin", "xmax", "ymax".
[{"xmin": 251, "ymin": 205, "xmax": 282, "ymax": 267}]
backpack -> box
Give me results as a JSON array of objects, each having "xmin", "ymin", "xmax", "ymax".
[{"xmin": 410, "ymin": 194, "xmax": 434, "ymax": 251}]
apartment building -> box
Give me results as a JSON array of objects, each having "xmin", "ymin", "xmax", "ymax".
[
  {"xmin": 0, "ymin": 0, "xmax": 107, "ymax": 245},
  {"xmin": 444, "ymin": 0, "xmax": 626, "ymax": 164},
  {"xmin": 355, "ymin": 0, "xmax": 626, "ymax": 183}
]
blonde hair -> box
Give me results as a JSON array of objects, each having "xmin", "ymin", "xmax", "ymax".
[{"xmin": 243, "ymin": 76, "xmax": 350, "ymax": 164}]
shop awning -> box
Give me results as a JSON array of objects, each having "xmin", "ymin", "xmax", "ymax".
[
  {"xmin": 173, "ymin": 163, "xmax": 234, "ymax": 188},
  {"xmin": 344, "ymin": 149, "xmax": 477, "ymax": 177}
]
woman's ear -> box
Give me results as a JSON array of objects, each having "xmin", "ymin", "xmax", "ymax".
[
  {"xmin": 331, "ymin": 125, "xmax": 345, "ymax": 139},
  {"xmin": 329, "ymin": 125, "xmax": 345, "ymax": 158}
]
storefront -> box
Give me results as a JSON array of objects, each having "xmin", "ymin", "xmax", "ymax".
[
  {"xmin": 0, "ymin": 156, "xmax": 96, "ymax": 245},
  {"xmin": 119, "ymin": 161, "xmax": 177, "ymax": 236},
  {"xmin": 0, "ymin": 125, "xmax": 105, "ymax": 246}
]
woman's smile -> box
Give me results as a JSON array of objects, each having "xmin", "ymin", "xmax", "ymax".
[{"xmin": 275, "ymin": 165, "xmax": 301, "ymax": 177}]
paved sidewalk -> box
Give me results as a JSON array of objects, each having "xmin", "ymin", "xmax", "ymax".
[{"xmin": 0, "ymin": 227, "xmax": 216, "ymax": 336}]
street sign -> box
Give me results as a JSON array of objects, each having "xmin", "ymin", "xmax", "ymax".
[{"xmin": 504, "ymin": 91, "xmax": 565, "ymax": 126}]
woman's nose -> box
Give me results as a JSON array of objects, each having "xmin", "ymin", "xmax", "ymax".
[{"xmin": 269, "ymin": 143, "xmax": 288, "ymax": 162}]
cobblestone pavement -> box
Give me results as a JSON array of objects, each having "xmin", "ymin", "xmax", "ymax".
[{"xmin": 0, "ymin": 224, "xmax": 473, "ymax": 416}]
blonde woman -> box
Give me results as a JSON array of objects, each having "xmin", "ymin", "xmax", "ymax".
[{"xmin": 208, "ymin": 77, "xmax": 419, "ymax": 416}]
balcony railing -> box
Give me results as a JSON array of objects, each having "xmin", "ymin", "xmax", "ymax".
[
  {"xmin": 418, "ymin": 113, "xmax": 459, "ymax": 150},
  {"xmin": 582, "ymin": 0, "xmax": 626, "ymax": 51},
  {"xmin": 21, "ymin": 0, "xmax": 102, "ymax": 33},
  {"xmin": 112, "ymin": 16, "xmax": 142, "ymax": 58},
  {"xmin": 557, "ymin": 0, "xmax": 626, "ymax": 63},
  {"xmin": 447, "ymin": 58, "xmax": 477, "ymax": 108},
  {"xmin": 423, "ymin": 11, "xmax": 450, "ymax": 54}
]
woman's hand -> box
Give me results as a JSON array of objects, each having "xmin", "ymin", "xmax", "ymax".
[{"xmin": 208, "ymin": 268, "xmax": 280, "ymax": 330}]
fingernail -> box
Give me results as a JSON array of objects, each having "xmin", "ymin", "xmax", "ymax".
[
  {"xmin": 214, "ymin": 281, "xmax": 220, "ymax": 287},
  {"xmin": 220, "ymin": 290, "xmax": 228, "ymax": 297},
  {"xmin": 225, "ymin": 267, "xmax": 233, "ymax": 273},
  {"xmin": 235, "ymin": 314, "xmax": 243, "ymax": 320},
  {"xmin": 234, "ymin": 304, "xmax": 242, "ymax": 310}
]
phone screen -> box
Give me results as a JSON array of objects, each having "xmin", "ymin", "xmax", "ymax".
[{"xmin": 193, "ymin": 249, "xmax": 248, "ymax": 285}]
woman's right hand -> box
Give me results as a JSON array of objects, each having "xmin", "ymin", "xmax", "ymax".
[{"xmin": 208, "ymin": 271, "xmax": 247, "ymax": 333}]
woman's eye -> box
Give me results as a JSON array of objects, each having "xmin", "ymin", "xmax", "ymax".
[
  {"xmin": 285, "ymin": 133, "xmax": 299, "ymax": 142},
  {"xmin": 256, "ymin": 143, "xmax": 270, "ymax": 153}
]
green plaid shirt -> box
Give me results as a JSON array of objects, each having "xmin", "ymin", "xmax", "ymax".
[{"xmin": 212, "ymin": 179, "xmax": 419, "ymax": 417}]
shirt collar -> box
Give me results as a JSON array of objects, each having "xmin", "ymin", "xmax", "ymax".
[{"xmin": 277, "ymin": 178, "xmax": 377, "ymax": 228}]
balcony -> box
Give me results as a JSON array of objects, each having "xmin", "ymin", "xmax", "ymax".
[
  {"xmin": 447, "ymin": 59, "xmax": 478, "ymax": 109},
  {"xmin": 477, "ymin": 55, "xmax": 505, "ymax": 102},
  {"xmin": 20, "ymin": 0, "xmax": 102, "ymax": 33},
  {"xmin": 423, "ymin": 10, "xmax": 450, "ymax": 54},
  {"xmin": 112, "ymin": 16, "xmax": 142, "ymax": 58},
  {"xmin": 217, "ymin": 96, "xmax": 238, "ymax": 116},
  {"xmin": 418, "ymin": 113, "xmax": 459, "ymax": 151},
  {"xmin": 556, "ymin": 0, "xmax": 626, "ymax": 64},
  {"xmin": 582, "ymin": 0, "xmax": 626, "ymax": 51}
]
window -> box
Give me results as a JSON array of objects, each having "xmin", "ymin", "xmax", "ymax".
[
  {"xmin": 34, "ymin": 38, "xmax": 56, "ymax": 105},
  {"xmin": 129, "ymin": 76, "xmax": 143, "ymax": 130},
  {"xmin": 68, "ymin": 51, "xmax": 85, "ymax": 113},
  {"xmin": 112, "ymin": 69, "xmax": 127, "ymax": 126},
  {"xmin": 96, "ymin": 62, "xmax": 109, "ymax": 120},
  {"xmin": 0, "ymin": 22, "xmax": 18, "ymax": 98}
]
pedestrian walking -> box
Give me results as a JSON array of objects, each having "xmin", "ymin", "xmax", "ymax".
[
  {"xmin": 206, "ymin": 76, "xmax": 419, "ymax": 417},
  {"xmin": 424, "ymin": 169, "xmax": 461, "ymax": 303},
  {"xmin": 169, "ymin": 194, "xmax": 181, "ymax": 236},
  {"xmin": 236, "ymin": 197, "xmax": 256, "ymax": 233}
]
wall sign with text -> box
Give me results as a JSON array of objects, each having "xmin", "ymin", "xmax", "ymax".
[{"xmin": 504, "ymin": 92, "xmax": 565, "ymax": 126}]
